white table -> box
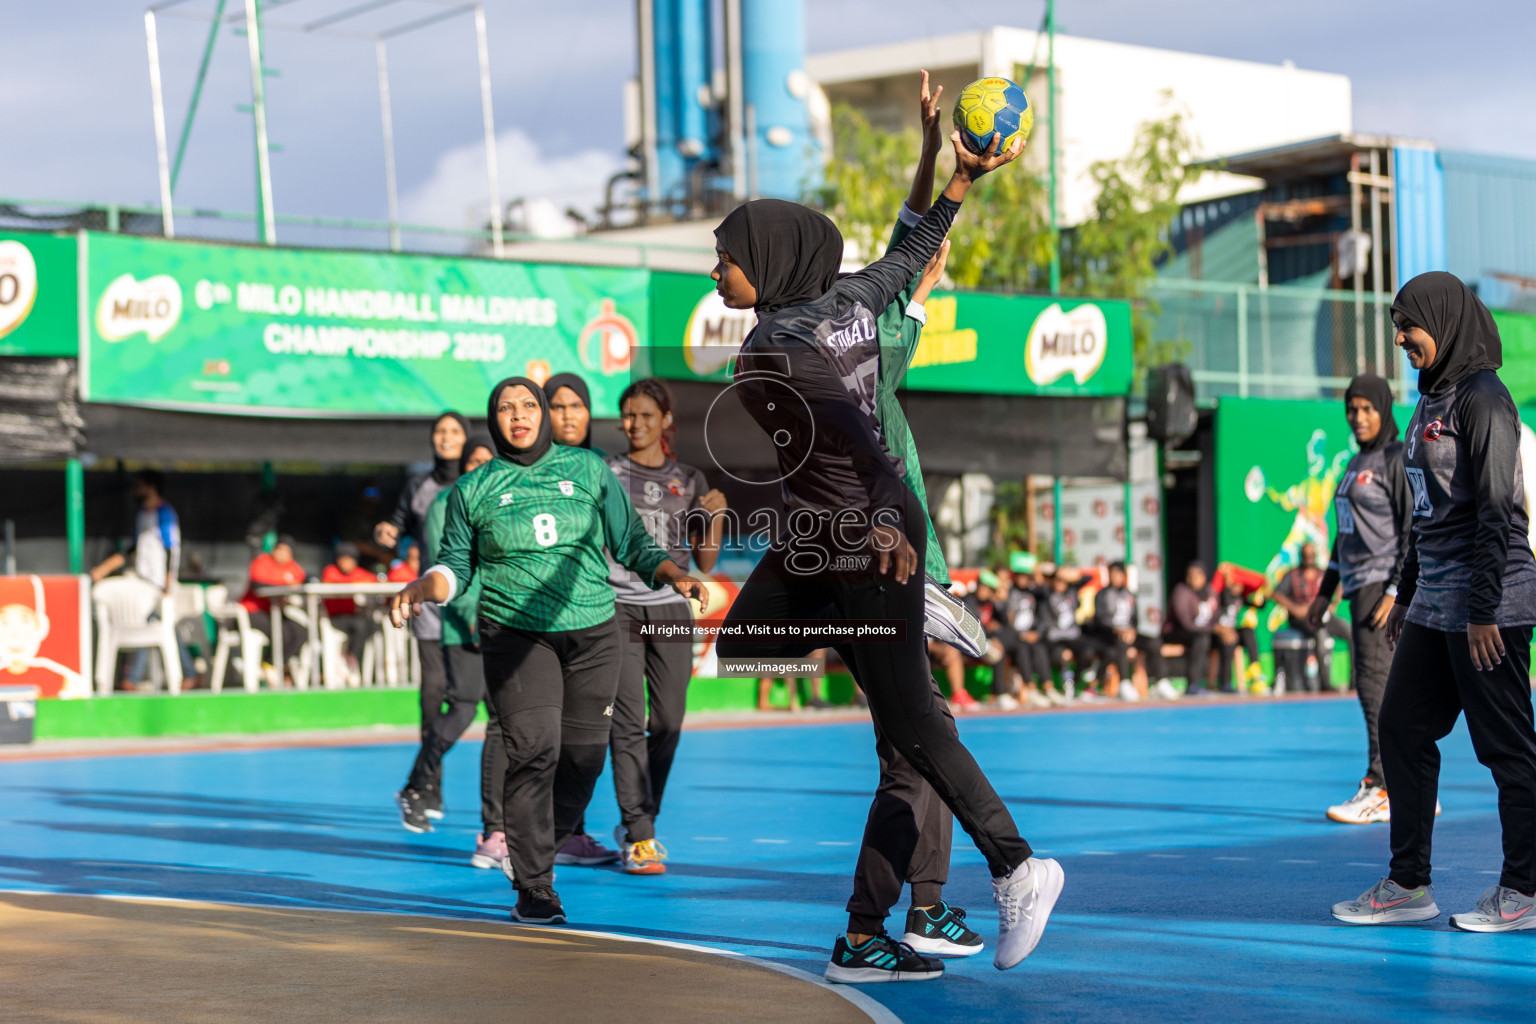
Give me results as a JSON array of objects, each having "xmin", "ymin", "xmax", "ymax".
[{"xmin": 255, "ymin": 581, "xmax": 409, "ymax": 688}]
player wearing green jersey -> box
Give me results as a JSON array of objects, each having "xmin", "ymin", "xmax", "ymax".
[{"xmin": 391, "ymin": 377, "xmax": 708, "ymax": 926}]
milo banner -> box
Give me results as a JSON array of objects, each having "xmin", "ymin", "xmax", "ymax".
[
  {"xmin": 646, "ymin": 271, "xmax": 1133, "ymax": 396},
  {"xmin": 0, "ymin": 231, "xmax": 78, "ymax": 357},
  {"xmin": 81, "ymin": 232, "xmax": 647, "ymax": 417}
]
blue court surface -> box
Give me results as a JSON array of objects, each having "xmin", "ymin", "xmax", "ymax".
[{"xmin": 2, "ymin": 698, "xmax": 1532, "ymax": 1023}]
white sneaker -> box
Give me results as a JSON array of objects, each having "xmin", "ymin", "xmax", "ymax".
[
  {"xmin": 1119, "ymin": 680, "xmax": 1141, "ymax": 702},
  {"xmin": 1077, "ymin": 689, "xmax": 1100, "ymax": 703},
  {"xmin": 1153, "ymin": 679, "xmax": 1180, "ymax": 701},
  {"xmin": 1027, "ymin": 690, "xmax": 1053, "ymax": 709},
  {"xmin": 995, "ymin": 693, "xmax": 1020, "ymax": 711},
  {"xmin": 1327, "ymin": 781, "xmax": 1390, "ymax": 824},
  {"xmin": 1045, "ymin": 689, "xmax": 1069, "ymax": 706},
  {"xmin": 992, "ymin": 857, "xmax": 1065, "ymax": 970}
]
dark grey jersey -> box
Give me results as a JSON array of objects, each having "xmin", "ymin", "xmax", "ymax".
[
  {"xmin": 1007, "ymin": 588, "xmax": 1039, "ymax": 634},
  {"xmin": 605, "ymin": 455, "xmax": 708, "ymax": 606},
  {"xmin": 1330, "ymin": 443, "xmax": 1412, "ymax": 597},
  {"xmin": 1401, "ymin": 370, "xmax": 1536, "ymax": 630},
  {"xmin": 1044, "ymin": 589, "xmax": 1082, "ymax": 641},
  {"xmin": 1093, "ymin": 586, "xmax": 1137, "ymax": 631}
]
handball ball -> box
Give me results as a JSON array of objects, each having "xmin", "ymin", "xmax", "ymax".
[{"xmin": 953, "ymin": 77, "xmax": 1032, "ymax": 155}]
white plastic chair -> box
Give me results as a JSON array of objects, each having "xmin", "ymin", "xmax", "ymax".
[
  {"xmin": 207, "ymin": 583, "xmax": 267, "ymax": 693},
  {"xmin": 93, "ymin": 576, "xmax": 182, "ymax": 695}
]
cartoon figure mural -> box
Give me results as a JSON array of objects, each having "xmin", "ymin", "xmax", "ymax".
[
  {"xmin": 0, "ymin": 575, "xmax": 88, "ymax": 698},
  {"xmin": 1244, "ymin": 427, "xmax": 1353, "ymax": 632}
]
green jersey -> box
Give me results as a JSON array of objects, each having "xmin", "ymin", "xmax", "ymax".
[
  {"xmin": 437, "ymin": 445, "xmax": 671, "ymax": 632},
  {"xmin": 876, "ymin": 205, "xmax": 949, "ymax": 585},
  {"xmin": 423, "ymin": 484, "xmax": 483, "ymax": 646}
]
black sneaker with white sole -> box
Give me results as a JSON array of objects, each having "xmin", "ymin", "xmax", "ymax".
[
  {"xmin": 902, "ymin": 902, "xmax": 984, "ymax": 957},
  {"xmin": 923, "ymin": 575, "xmax": 987, "ymax": 658},
  {"xmin": 823, "ymin": 933, "xmax": 943, "ymax": 984},
  {"xmin": 421, "ymin": 784, "xmax": 445, "ymax": 821},
  {"xmin": 396, "ymin": 788, "xmax": 433, "ymax": 833},
  {"xmin": 510, "ymin": 886, "xmax": 567, "ymax": 925}
]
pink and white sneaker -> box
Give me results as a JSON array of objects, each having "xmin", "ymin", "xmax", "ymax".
[{"xmin": 470, "ymin": 831, "xmax": 508, "ymax": 869}]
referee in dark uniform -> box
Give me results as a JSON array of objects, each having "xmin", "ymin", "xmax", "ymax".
[{"xmin": 1332, "ymin": 272, "xmax": 1536, "ymax": 931}]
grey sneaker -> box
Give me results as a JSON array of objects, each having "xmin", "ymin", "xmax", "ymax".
[
  {"xmin": 1450, "ymin": 885, "xmax": 1536, "ymax": 932},
  {"xmin": 924, "ymin": 577, "xmax": 987, "ymax": 658},
  {"xmin": 1331, "ymin": 877, "xmax": 1439, "ymax": 925}
]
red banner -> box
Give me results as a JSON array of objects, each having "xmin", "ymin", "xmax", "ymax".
[{"xmin": 0, "ymin": 575, "xmax": 90, "ymax": 698}]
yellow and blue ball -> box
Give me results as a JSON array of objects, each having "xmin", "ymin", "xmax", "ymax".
[{"xmin": 953, "ymin": 77, "xmax": 1032, "ymax": 155}]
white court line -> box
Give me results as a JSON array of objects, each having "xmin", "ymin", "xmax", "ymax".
[
  {"xmin": 752, "ymin": 839, "xmax": 789, "ymax": 845},
  {"xmin": 1281, "ymin": 860, "xmax": 1318, "ymax": 865},
  {"xmin": 1147, "ymin": 854, "xmax": 1185, "ymax": 859},
  {"xmin": 1346, "ymin": 862, "xmax": 1378, "ymax": 868},
  {"xmin": 1213, "ymin": 856, "xmax": 1252, "ymax": 862},
  {"xmin": 0, "ymin": 890, "xmax": 906, "ymax": 1024},
  {"xmin": 817, "ymin": 841, "xmax": 854, "ymax": 847},
  {"xmin": 1479, "ymin": 870, "xmax": 1501, "ymax": 875}
]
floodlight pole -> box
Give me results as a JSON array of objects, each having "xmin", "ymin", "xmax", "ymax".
[
  {"xmin": 244, "ymin": 0, "xmax": 277, "ymax": 245},
  {"xmin": 145, "ymin": 11, "xmax": 176, "ymax": 238},
  {"xmin": 375, "ymin": 39, "xmax": 402, "ymax": 251},
  {"xmin": 473, "ymin": 5, "xmax": 505, "ymax": 257},
  {"xmin": 1047, "ymin": 0, "xmax": 1060, "ymax": 295}
]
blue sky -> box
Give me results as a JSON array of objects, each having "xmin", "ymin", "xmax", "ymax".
[{"xmin": 1, "ymin": 0, "xmax": 1530, "ymax": 231}]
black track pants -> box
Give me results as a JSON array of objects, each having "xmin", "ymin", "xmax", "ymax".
[
  {"xmin": 717, "ymin": 493, "xmax": 1032, "ymax": 883},
  {"xmin": 611, "ymin": 601, "xmax": 695, "ymax": 843},
  {"xmin": 1381, "ymin": 621, "xmax": 1536, "ymax": 893},
  {"xmin": 481, "ymin": 617, "xmax": 622, "ymax": 891},
  {"xmin": 405, "ymin": 643, "xmax": 508, "ymax": 833},
  {"xmin": 845, "ymin": 668, "xmax": 955, "ymax": 933},
  {"xmin": 1348, "ymin": 582, "xmax": 1392, "ymax": 783},
  {"xmin": 418, "ymin": 640, "xmax": 449, "ymax": 747}
]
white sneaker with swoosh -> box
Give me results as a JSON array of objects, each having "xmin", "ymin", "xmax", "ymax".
[
  {"xmin": 991, "ymin": 856, "xmax": 1065, "ymax": 969},
  {"xmin": 1450, "ymin": 885, "xmax": 1536, "ymax": 932}
]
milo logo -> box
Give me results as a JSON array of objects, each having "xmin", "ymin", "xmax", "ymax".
[
  {"xmin": 685, "ymin": 290, "xmax": 756, "ymax": 376},
  {"xmin": 0, "ymin": 240, "xmax": 38, "ymax": 340},
  {"xmin": 96, "ymin": 273, "xmax": 183, "ymax": 342},
  {"xmin": 1025, "ymin": 302, "xmax": 1107, "ymax": 386}
]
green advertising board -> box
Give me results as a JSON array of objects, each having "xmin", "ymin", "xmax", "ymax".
[
  {"xmin": 1216, "ymin": 396, "xmax": 1417, "ymax": 644},
  {"xmin": 645, "ymin": 271, "xmax": 1133, "ymax": 396},
  {"xmin": 81, "ymin": 232, "xmax": 647, "ymax": 417},
  {"xmin": 0, "ymin": 231, "xmax": 78, "ymax": 357}
]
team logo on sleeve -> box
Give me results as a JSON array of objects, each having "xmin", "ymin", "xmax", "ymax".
[
  {"xmin": 558, "ymin": 480, "xmax": 575, "ymax": 497},
  {"xmin": 1423, "ymin": 419, "xmax": 1444, "ymax": 442},
  {"xmin": 667, "ymin": 478, "xmax": 685, "ymax": 497},
  {"xmin": 1356, "ymin": 469, "xmax": 1374, "ymax": 487}
]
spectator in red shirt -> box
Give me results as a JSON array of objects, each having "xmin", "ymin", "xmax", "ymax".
[
  {"xmin": 240, "ymin": 535, "xmax": 307, "ymax": 682},
  {"xmin": 322, "ymin": 542, "xmax": 379, "ymax": 671},
  {"xmin": 387, "ymin": 538, "xmax": 420, "ymax": 582}
]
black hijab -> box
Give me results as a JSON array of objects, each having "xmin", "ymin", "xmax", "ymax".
[
  {"xmin": 429, "ymin": 411, "xmax": 471, "ymax": 484},
  {"xmin": 713, "ymin": 199, "xmax": 843, "ymax": 314},
  {"xmin": 488, "ymin": 378, "xmax": 553, "ymax": 467},
  {"xmin": 1391, "ymin": 271, "xmax": 1502, "ymax": 396},
  {"xmin": 1343, "ymin": 373, "xmax": 1399, "ymax": 453},
  {"xmin": 461, "ymin": 434, "xmax": 496, "ymax": 473},
  {"xmin": 542, "ymin": 372, "xmax": 593, "ymax": 448}
]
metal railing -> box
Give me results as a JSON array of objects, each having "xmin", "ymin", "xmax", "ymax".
[{"xmin": 1148, "ymin": 278, "xmax": 1408, "ymax": 402}]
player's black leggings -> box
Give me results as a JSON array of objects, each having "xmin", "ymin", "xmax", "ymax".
[
  {"xmin": 1381, "ymin": 622, "xmax": 1536, "ymax": 894},
  {"xmin": 480, "ymin": 616, "xmax": 621, "ymax": 891},
  {"xmin": 405, "ymin": 642, "xmax": 509, "ymax": 835},
  {"xmin": 611, "ymin": 601, "xmax": 695, "ymax": 843},
  {"xmin": 718, "ymin": 489, "xmax": 1032, "ymax": 917}
]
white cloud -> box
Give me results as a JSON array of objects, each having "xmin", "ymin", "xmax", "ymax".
[{"xmin": 399, "ymin": 128, "xmax": 623, "ymax": 232}]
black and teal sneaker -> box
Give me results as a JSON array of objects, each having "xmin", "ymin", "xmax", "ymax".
[
  {"xmin": 823, "ymin": 933, "xmax": 943, "ymax": 984},
  {"xmin": 902, "ymin": 902, "xmax": 985, "ymax": 957}
]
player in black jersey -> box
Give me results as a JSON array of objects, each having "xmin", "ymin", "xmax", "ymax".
[
  {"xmin": 712, "ymin": 124, "xmax": 1063, "ymax": 981},
  {"xmin": 1332, "ymin": 272, "xmax": 1536, "ymax": 931}
]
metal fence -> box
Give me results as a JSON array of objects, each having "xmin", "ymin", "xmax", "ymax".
[{"xmin": 1148, "ymin": 278, "xmax": 1408, "ymax": 403}]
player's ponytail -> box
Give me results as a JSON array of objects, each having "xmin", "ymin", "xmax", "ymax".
[{"xmin": 619, "ymin": 378, "xmax": 678, "ymax": 459}]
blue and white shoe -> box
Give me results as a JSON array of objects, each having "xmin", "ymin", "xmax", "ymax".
[
  {"xmin": 902, "ymin": 901, "xmax": 984, "ymax": 957},
  {"xmin": 923, "ymin": 576, "xmax": 987, "ymax": 658},
  {"xmin": 824, "ymin": 932, "xmax": 943, "ymax": 984}
]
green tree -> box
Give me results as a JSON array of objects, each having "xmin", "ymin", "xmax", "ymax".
[{"xmin": 1064, "ymin": 98, "xmax": 1204, "ymax": 375}]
